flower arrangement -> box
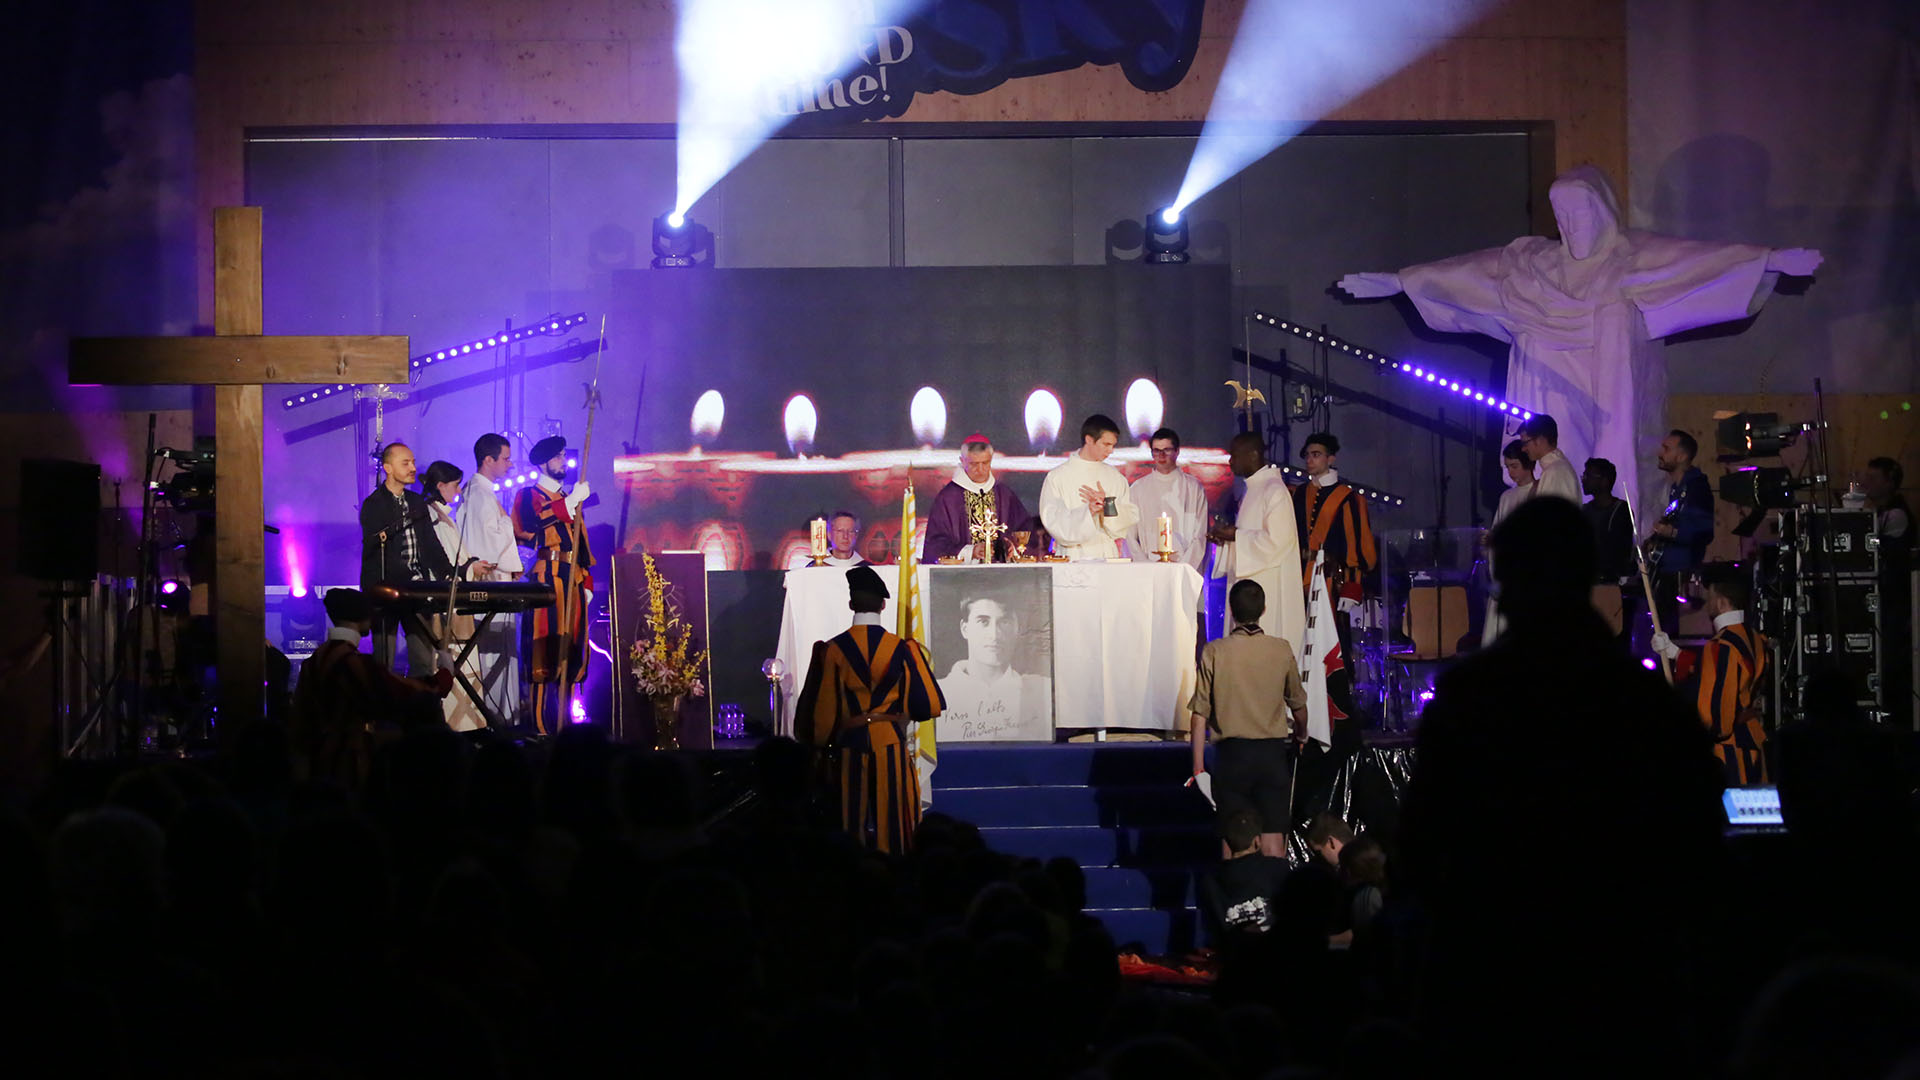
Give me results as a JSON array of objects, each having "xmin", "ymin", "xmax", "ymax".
[{"xmin": 630, "ymin": 554, "xmax": 708, "ymax": 702}]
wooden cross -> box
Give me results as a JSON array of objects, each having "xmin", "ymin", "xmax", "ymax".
[{"xmin": 69, "ymin": 207, "xmax": 409, "ymax": 736}]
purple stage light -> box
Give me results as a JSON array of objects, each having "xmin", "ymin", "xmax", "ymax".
[
  {"xmin": 160, "ymin": 580, "xmax": 180, "ymax": 595},
  {"xmin": 291, "ymin": 584, "xmax": 308, "ymax": 598},
  {"xmin": 567, "ymin": 457, "xmax": 578, "ymax": 468},
  {"xmin": 1641, "ymin": 657, "xmax": 1658, "ymax": 670}
]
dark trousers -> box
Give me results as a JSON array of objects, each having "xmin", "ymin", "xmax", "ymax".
[{"xmin": 374, "ymin": 611, "xmax": 436, "ymax": 677}]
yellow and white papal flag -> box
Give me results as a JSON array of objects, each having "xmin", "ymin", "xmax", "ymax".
[{"xmin": 897, "ymin": 469, "xmax": 935, "ymax": 806}]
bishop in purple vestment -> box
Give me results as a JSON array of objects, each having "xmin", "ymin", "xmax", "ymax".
[{"xmin": 923, "ymin": 435, "xmax": 1037, "ymax": 563}]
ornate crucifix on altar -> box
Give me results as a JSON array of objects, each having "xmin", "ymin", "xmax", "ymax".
[
  {"xmin": 69, "ymin": 207, "xmax": 409, "ymax": 736},
  {"xmin": 968, "ymin": 508, "xmax": 1008, "ymax": 564}
]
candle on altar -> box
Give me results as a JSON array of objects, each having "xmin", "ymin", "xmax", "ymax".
[
  {"xmin": 1158, "ymin": 512, "xmax": 1172, "ymax": 553},
  {"xmin": 809, "ymin": 517, "xmax": 829, "ymax": 559}
]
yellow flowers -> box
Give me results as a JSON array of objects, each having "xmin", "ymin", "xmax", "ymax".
[{"xmin": 630, "ymin": 554, "xmax": 709, "ymax": 699}]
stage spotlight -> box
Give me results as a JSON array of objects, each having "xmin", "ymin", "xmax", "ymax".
[
  {"xmin": 160, "ymin": 580, "xmax": 181, "ymax": 596},
  {"xmin": 1715, "ymin": 412, "xmax": 1821, "ymax": 459},
  {"xmin": 1145, "ymin": 207, "xmax": 1190, "ymax": 264},
  {"xmin": 652, "ymin": 211, "xmax": 714, "ymax": 269}
]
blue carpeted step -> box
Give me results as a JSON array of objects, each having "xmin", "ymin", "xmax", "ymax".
[
  {"xmin": 933, "ymin": 783, "xmax": 1215, "ymax": 829},
  {"xmin": 1081, "ymin": 866, "xmax": 1202, "ymax": 910},
  {"xmin": 1089, "ymin": 907, "xmax": 1200, "ymax": 956},
  {"xmin": 935, "ymin": 743, "xmax": 1191, "ymax": 789},
  {"xmin": 980, "ymin": 824, "xmax": 1217, "ymax": 867}
]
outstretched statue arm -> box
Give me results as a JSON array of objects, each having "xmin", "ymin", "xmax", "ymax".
[
  {"xmin": 1765, "ymin": 248, "xmax": 1823, "ymax": 276},
  {"xmin": 1335, "ymin": 272, "xmax": 1404, "ymax": 299}
]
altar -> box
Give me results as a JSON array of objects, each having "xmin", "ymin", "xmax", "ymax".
[{"xmin": 775, "ymin": 562, "xmax": 1204, "ymax": 739}]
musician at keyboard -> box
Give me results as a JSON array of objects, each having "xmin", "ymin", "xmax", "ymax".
[{"xmin": 358, "ymin": 442, "xmax": 454, "ymax": 678}]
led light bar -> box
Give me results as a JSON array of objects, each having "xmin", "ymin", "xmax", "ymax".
[
  {"xmin": 281, "ymin": 313, "xmax": 591, "ymax": 409},
  {"xmin": 1251, "ymin": 311, "xmax": 1532, "ymax": 421},
  {"xmin": 1276, "ymin": 464, "xmax": 1406, "ymax": 508}
]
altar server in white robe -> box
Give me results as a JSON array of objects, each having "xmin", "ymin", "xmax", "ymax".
[
  {"xmin": 456, "ymin": 433, "xmax": 525, "ymax": 725},
  {"xmin": 1338, "ymin": 165, "xmax": 1821, "ymax": 530},
  {"xmin": 1129, "ymin": 427, "xmax": 1210, "ymax": 607},
  {"xmin": 1482, "ymin": 438, "xmax": 1539, "ymax": 646},
  {"xmin": 1208, "ymin": 432, "xmax": 1305, "ymax": 650},
  {"xmin": 1039, "ymin": 413, "xmax": 1140, "ymax": 561},
  {"xmin": 420, "ymin": 460, "xmax": 493, "ymax": 731}
]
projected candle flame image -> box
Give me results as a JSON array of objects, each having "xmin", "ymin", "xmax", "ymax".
[
  {"xmin": 784, "ymin": 393, "xmax": 818, "ymax": 456},
  {"xmin": 1025, "ymin": 389, "xmax": 1062, "ymax": 452},
  {"xmin": 910, "ymin": 386, "xmax": 946, "ymax": 446},
  {"xmin": 1125, "ymin": 378, "xmax": 1164, "ymax": 442},
  {"xmin": 691, "ymin": 389, "xmax": 725, "ymax": 445}
]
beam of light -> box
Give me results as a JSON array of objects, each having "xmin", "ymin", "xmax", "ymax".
[
  {"xmin": 1172, "ymin": 0, "xmax": 1498, "ymax": 214},
  {"xmin": 784, "ymin": 394, "xmax": 818, "ymax": 456},
  {"xmin": 1125, "ymin": 378, "xmax": 1164, "ymax": 442},
  {"xmin": 692, "ymin": 389, "xmax": 725, "ymax": 445},
  {"xmin": 910, "ymin": 386, "xmax": 946, "ymax": 446},
  {"xmin": 1025, "ymin": 389, "xmax": 1063, "ymax": 453},
  {"xmin": 674, "ymin": 0, "xmax": 929, "ymax": 216},
  {"xmin": 283, "ymin": 530, "xmax": 307, "ymax": 599}
]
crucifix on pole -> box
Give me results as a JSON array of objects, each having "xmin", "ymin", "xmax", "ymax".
[{"xmin": 69, "ymin": 207, "xmax": 410, "ymax": 738}]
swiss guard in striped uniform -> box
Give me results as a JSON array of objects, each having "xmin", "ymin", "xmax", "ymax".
[
  {"xmin": 512, "ymin": 435, "xmax": 594, "ymax": 732},
  {"xmin": 1292, "ymin": 432, "xmax": 1378, "ymax": 602},
  {"xmin": 1652, "ymin": 568, "xmax": 1768, "ymax": 785},
  {"xmin": 795, "ymin": 565, "xmax": 946, "ymax": 853},
  {"xmin": 1293, "ymin": 432, "xmax": 1377, "ymax": 722}
]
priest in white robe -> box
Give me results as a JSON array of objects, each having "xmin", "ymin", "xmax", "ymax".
[
  {"xmin": 1339, "ymin": 165, "xmax": 1822, "ymax": 528},
  {"xmin": 1208, "ymin": 433, "xmax": 1305, "ymax": 650},
  {"xmin": 1038, "ymin": 413, "xmax": 1139, "ymax": 561},
  {"xmin": 457, "ymin": 434, "xmax": 525, "ymax": 726},
  {"xmin": 1128, "ymin": 427, "xmax": 1210, "ymax": 610}
]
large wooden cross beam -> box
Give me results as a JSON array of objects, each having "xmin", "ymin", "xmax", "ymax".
[{"xmin": 70, "ymin": 207, "xmax": 409, "ymax": 736}]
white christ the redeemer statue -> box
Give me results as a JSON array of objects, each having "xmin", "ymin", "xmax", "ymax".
[{"xmin": 1337, "ymin": 165, "xmax": 1822, "ymax": 529}]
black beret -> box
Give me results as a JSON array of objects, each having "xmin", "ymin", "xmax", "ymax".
[
  {"xmin": 530, "ymin": 436, "xmax": 568, "ymax": 467},
  {"xmin": 322, "ymin": 587, "xmax": 374, "ymax": 624},
  {"xmin": 846, "ymin": 565, "xmax": 889, "ymax": 600}
]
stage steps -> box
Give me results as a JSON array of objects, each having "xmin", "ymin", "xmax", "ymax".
[{"xmin": 933, "ymin": 742, "xmax": 1215, "ymax": 956}]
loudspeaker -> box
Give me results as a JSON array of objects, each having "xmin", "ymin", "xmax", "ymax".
[{"xmin": 18, "ymin": 459, "xmax": 101, "ymax": 581}]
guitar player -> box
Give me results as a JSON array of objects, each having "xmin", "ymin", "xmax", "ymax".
[{"xmin": 1645, "ymin": 430, "xmax": 1717, "ymax": 644}]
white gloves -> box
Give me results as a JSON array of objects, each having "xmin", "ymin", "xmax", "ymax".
[
  {"xmin": 436, "ymin": 646, "xmax": 456, "ymax": 670},
  {"xmin": 565, "ymin": 480, "xmax": 592, "ymax": 511},
  {"xmin": 1650, "ymin": 632, "xmax": 1680, "ymax": 661}
]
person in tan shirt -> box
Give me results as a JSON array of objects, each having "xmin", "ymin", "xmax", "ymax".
[{"xmin": 1189, "ymin": 580, "xmax": 1309, "ymax": 857}]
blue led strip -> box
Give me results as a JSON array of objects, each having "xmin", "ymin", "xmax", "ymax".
[
  {"xmin": 281, "ymin": 313, "xmax": 591, "ymax": 409},
  {"xmin": 1251, "ymin": 311, "xmax": 1533, "ymax": 421}
]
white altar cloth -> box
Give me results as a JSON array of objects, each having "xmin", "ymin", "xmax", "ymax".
[{"xmin": 774, "ymin": 562, "xmax": 1203, "ymax": 737}]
